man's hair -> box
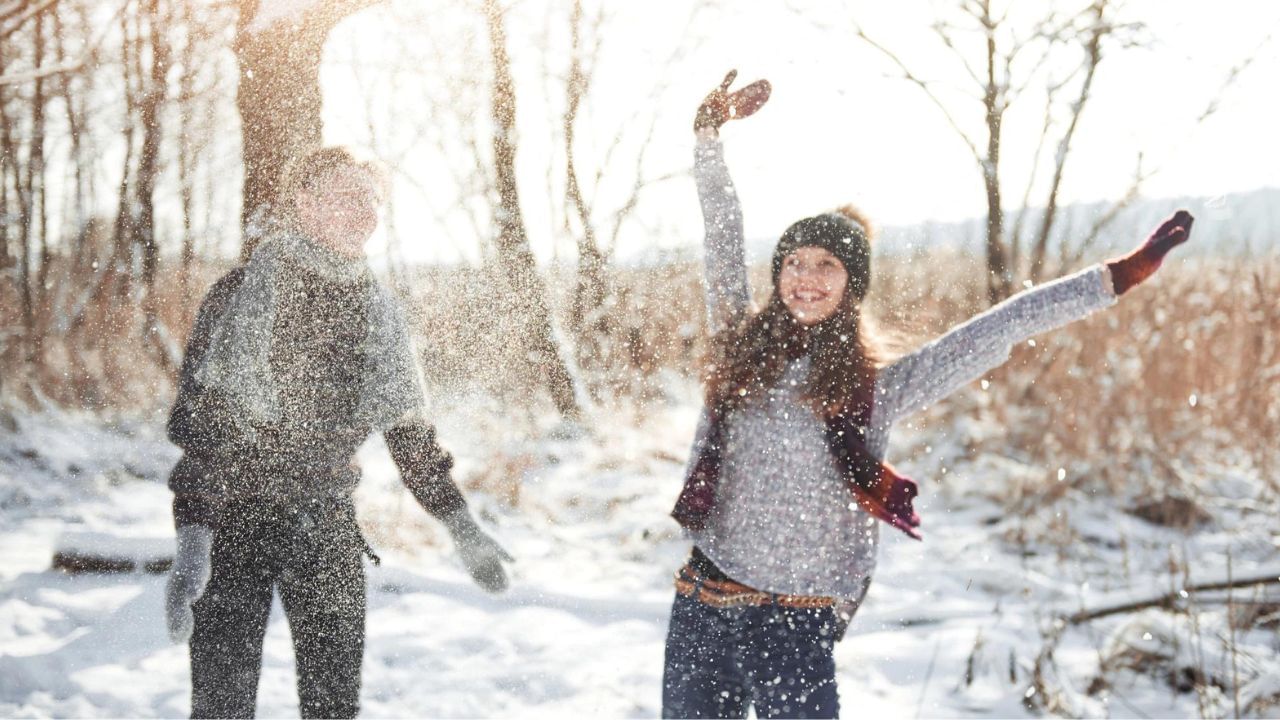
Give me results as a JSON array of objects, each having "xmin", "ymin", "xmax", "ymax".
[{"xmin": 283, "ymin": 146, "xmax": 389, "ymax": 205}]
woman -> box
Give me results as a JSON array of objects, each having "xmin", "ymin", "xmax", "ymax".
[
  {"xmin": 661, "ymin": 71, "xmax": 1194, "ymax": 719},
  {"xmin": 163, "ymin": 147, "xmax": 513, "ymax": 719}
]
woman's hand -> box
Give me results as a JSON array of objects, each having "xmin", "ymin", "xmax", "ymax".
[
  {"xmin": 693, "ymin": 69, "xmax": 771, "ymax": 135},
  {"xmin": 1106, "ymin": 209, "xmax": 1195, "ymax": 295}
]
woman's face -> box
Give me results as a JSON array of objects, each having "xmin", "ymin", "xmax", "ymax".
[
  {"xmin": 778, "ymin": 246, "xmax": 849, "ymax": 325},
  {"xmin": 295, "ymin": 165, "xmax": 382, "ymax": 258}
]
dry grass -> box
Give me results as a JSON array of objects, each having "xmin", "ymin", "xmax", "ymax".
[
  {"xmin": 1, "ymin": 241, "xmax": 229, "ymax": 412},
  {"xmin": 4, "ymin": 244, "xmax": 1276, "ymax": 511},
  {"xmin": 976, "ymin": 257, "xmax": 1277, "ymax": 513},
  {"xmin": 397, "ymin": 261, "xmax": 709, "ymax": 406}
]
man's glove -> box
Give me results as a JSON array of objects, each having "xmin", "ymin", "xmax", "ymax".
[
  {"xmin": 1106, "ymin": 209, "xmax": 1194, "ymax": 295},
  {"xmin": 444, "ymin": 511, "xmax": 513, "ymax": 593},
  {"xmin": 165, "ymin": 525, "xmax": 213, "ymax": 643},
  {"xmin": 694, "ymin": 69, "xmax": 772, "ymax": 133}
]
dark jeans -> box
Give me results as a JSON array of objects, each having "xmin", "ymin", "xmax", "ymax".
[
  {"xmin": 662, "ymin": 593, "xmax": 840, "ymax": 719},
  {"xmin": 189, "ymin": 497, "xmax": 368, "ymax": 719}
]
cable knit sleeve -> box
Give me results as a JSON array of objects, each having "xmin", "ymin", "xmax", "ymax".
[
  {"xmin": 695, "ymin": 135, "xmax": 751, "ymax": 336},
  {"xmin": 872, "ymin": 264, "xmax": 1117, "ymax": 427}
]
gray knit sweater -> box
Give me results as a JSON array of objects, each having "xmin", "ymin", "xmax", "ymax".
[{"xmin": 687, "ymin": 137, "xmax": 1117, "ymax": 597}]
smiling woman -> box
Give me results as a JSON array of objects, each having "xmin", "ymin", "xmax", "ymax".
[
  {"xmin": 660, "ymin": 69, "xmax": 1195, "ymax": 720},
  {"xmin": 774, "ymin": 205, "xmax": 874, "ymax": 326}
]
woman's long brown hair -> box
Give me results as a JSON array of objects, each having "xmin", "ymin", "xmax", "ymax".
[{"xmin": 705, "ymin": 286, "xmax": 885, "ymax": 421}]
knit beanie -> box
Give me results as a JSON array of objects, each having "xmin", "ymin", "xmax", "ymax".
[{"xmin": 770, "ymin": 211, "xmax": 872, "ymax": 299}]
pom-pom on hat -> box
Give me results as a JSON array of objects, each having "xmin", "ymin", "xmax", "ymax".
[{"xmin": 770, "ymin": 205, "xmax": 873, "ymax": 300}]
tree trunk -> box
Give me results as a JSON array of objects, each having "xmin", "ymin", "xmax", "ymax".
[
  {"xmin": 234, "ymin": 0, "xmax": 377, "ymax": 260},
  {"xmin": 12, "ymin": 20, "xmax": 37, "ymax": 336},
  {"xmin": 30, "ymin": 9, "xmax": 48, "ymax": 313},
  {"xmin": 564, "ymin": 0, "xmax": 609, "ymax": 401},
  {"xmin": 53, "ymin": 8, "xmax": 88, "ymax": 238},
  {"xmin": 135, "ymin": 0, "xmax": 169, "ymax": 289},
  {"xmin": 981, "ymin": 0, "xmax": 1010, "ymax": 305},
  {"xmin": 107, "ymin": 4, "xmax": 138, "ymax": 303},
  {"xmin": 0, "ymin": 33, "xmax": 18, "ymax": 273},
  {"xmin": 484, "ymin": 0, "xmax": 580, "ymax": 418},
  {"xmin": 177, "ymin": 0, "xmax": 197, "ymax": 302},
  {"xmin": 0, "ymin": 103, "xmax": 8, "ymax": 273},
  {"xmin": 133, "ymin": 0, "xmax": 174, "ymax": 370}
]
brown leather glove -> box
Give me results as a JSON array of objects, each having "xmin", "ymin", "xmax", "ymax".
[{"xmin": 693, "ymin": 69, "xmax": 772, "ymax": 133}]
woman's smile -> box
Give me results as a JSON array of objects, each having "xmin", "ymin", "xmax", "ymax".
[{"xmin": 779, "ymin": 246, "xmax": 849, "ymax": 324}]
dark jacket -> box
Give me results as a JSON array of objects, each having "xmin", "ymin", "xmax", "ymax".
[{"xmin": 167, "ymin": 260, "xmax": 466, "ymax": 528}]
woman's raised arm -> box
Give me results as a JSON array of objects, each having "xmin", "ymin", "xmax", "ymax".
[{"xmin": 692, "ymin": 70, "xmax": 770, "ymax": 335}]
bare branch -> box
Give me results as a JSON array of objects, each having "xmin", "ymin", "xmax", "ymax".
[
  {"xmin": 1028, "ymin": 0, "xmax": 1108, "ymax": 280},
  {"xmin": 0, "ymin": 58, "xmax": 83, "ymax": 85},
  {"xmin": 1065, "ymin": 152, "xmax": 1151, "ymax": 267},
  {"xmin": 2, "ymin": 0, "xmax": 129, "ymax": 85},
  {"xmin": 931, "ymin": 19, "xmax": 985, "ymax": 89},
  {"xmin": 0, "ymin": 0, "xmax": 59, "ymax": 39},
  {"xmin": 1064, "ymin": 18, "xmax": 1275, "ymax": 267},
  {"xmin": 1067, "ymin": 566, "xmax": 1280, "ymax": 625},
  {"xmin": 1195, "ymin": 23, "xmax": 1275, "ymax": 123},
  {"xmin": 1009, "ymin": 89, "xmax": 1059, "ymax": 271},
  {"xmin": 852, "ymin": 25, "xmax": 985, "ymax": 167}
]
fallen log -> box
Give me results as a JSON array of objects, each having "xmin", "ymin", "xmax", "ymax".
[
  {"xmin": 50, "ymin": 532, "xmax": 173, "ymax": 575},
  {"xmin": 1067, "ymin": 566, "xmax": 1280, "ymax": 625}
]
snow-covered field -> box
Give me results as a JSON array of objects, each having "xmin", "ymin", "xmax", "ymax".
[{"xmin": 2, "ymin": 389, "xmax": 1277, "ymax": 718}]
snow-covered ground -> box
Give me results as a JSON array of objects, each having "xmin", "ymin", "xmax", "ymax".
[{"xmin": 2, "ymin": 388, "xmax": 1277, "ymax": 718}]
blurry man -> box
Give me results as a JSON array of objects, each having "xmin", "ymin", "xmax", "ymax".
[{"xmin": 163, "ymin": 146, "xmax": 511, "ymax": 719}]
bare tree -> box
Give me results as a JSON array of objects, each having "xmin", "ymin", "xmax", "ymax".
[
  {"xmin": 175, "ymin": 1, "xmax": 199, "ymax": 299},
  {"xmin": 52, "ymin": 6, "xmax": 90, "ymax": 240},
  {"xmin": 562, "ymin": 0, "xmax": 609, "ymax": 397},
  {"xmin": 135, "ymin": 0, "xmax": 168, "ymax": 289},
  {"xmin": 552, "ymin": 0, "xmax": 709, "ymax": 399},
  {"xmin": 103, "ymin": 3, "xmax": 139, "ymax": 303},
  {"xmin": 28, "ymin": 8, "xmax": 48, "ymax": 310},
  {"xmin": 1026, "ymin": 1, "xmax": 1112, "ymax": 282},
  {"xmin": 483, "ymin": 0, "xmax": 581, "ymax": 417},
  {"xmin": 4, "ymin": 3, "xmax": 51, "ymax": 336},
  {"xmin": 825, "ymin": 0, "xmax": 1138, "ymax": 302}
]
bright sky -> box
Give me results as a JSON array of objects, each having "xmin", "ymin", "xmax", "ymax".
[{"xmin": 315, "ymin": 0, "xmax": 1280, "ymax": 265}]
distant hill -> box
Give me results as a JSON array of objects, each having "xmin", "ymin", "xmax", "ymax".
[
  {"xmin": 860, "ymin": 186, "xmax": 1280, "ymax": 261},
  {"xmin": 626, "ymin": 186, "xmax": 1279, "ymax": 268}
]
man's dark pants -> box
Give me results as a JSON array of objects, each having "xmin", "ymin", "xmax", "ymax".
[{"xmin": 189, "ymin": 497, "xmax": 367, "ymax": 719}]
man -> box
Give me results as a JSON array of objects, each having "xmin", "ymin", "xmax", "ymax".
[{"xmin": 163, "ymin": 146, "xmax": 511, "ymax": 718}]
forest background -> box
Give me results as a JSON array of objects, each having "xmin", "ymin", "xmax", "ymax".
[{"xmin": 1, "ymin": 0, "xmax": 1279, "ymax": 717}]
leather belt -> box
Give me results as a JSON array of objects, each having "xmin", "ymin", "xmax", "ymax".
[{"xmin": 674, "ymin": 563, "xmax": 836, "ymax": 609}]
